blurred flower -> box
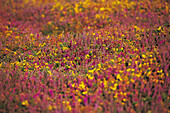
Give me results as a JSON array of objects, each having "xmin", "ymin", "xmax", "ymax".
[{"xmin": 22, "ymin": 100, "xmax": 29, "ymax": 106}]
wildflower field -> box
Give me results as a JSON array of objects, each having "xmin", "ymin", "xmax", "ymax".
[{"xmin": 0, "ymin": 0, "xmax": 170, "ymax": 112}]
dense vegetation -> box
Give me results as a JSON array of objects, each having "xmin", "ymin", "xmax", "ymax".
[{"xmin": 0, "ymin": 0, "xmax": 169, "ymax": 112}]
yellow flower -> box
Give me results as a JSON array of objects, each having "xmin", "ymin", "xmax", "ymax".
[
  {"xmin": 55, "ymin": 61, "xmax": 59, "ymax": 63},
  {"xmin": 67, "ymin": 105, "xmax": 72, "ymax": 111},
  {"xmin": 110, "ymin": 86, "xmax": 116, "ymax": 90},
  {"xmin": 148, "ymin": 110, "xmax": 151, "ymax": 113},
  {"xmin": 74, "ymin": 3, "xmax": 79, "ymax": 13},
  {"xmin": 112, "ymin": 48, "xmax": 115, "ymax": 51},
  {"xmin": 88, "ymin": 68, "xmax": 95, "ymax": 74},
  {"xmin": 66, "ymin": 101, "xmax": 69, "ymax": 105},
  {"xmin": 142, "ymin": 54, "xmax": 146, "ymax": 59},
  {"xmin": 79, "ymin": 81, "xmax": 86, "ymax": 89},
  {"xmin": 22, "ymin": 100, "xmax": 29, "ymax": 106},
  {"xmin": 131, "ymin": 79, "xmax": 135, "ymax": 82},
  {"xmin": 63, "ymin": 47, "xmax": 69, "ymax": 51},
  {"xmin": 41, "ymin": 14, "xmax": 45, "ymax": 18},
  {"xmin": 87, "ymin": 74, "xmax": 94, "ymax": 80},
  {"xmin": 48, "ymin": 70, "xmax": 52, "ymax": 75},
  {"xmin": 116, "ymin": 74, "xmax": 122, "ymax": 81},
  {"xmin": 103, "ymin": 78, "xmax": 108, "ymax": 88},
  {"xmin": 48, "ymin": 105, "xmax": 53, "ymax": 110},
  {"xmin": 95, "ymin": 14, "xmax": 100, "ymax": 18},
  {"xmin": 72, "ymin": 83, "xmax": 75, "ymax": 87},
  {"xmin": 46, "ymin": 35, "xmax": 50, "ymax": 39},
  {"xmin": 118, "ymin": 58, "xmax": 122, "ymax": 62},
  {"xmin": 85, "ymin": 54, "xmax": 90, "ymax": 59},
  {"xmin": 47, "ymin": 97, "xmax": 50, "ymax": 100},
  {"xmin": 131, "ymin": 69, "xmax": 135, "ymax": 71},
  {"xmin": 63, "ymin": 101, "xmax": 70, "ymax": 105},
  {"xmin": 72, "ymin": 71, "xmax": 75, "ymax": 76},
  {"xmin": 48, "ymin": 22, "xmax": 52, "ymax": 25},
  {"xmin": 135, "ymin": 61, "xmax": 138, "ymax": 64},
  {"xmin": 110, "ymin": 83, "xmax": 118, "ymax": 90},
  {"xmin": 15, "ymin": 36, "xmax": 20, "ymax": 39},
  {"xmin": 78, "ymin": 99, "xmax": 81, "ymax": 102},
  {"xmin": 100, "ymin": 7, "xmax": 105, "ymax": 11},
  {"xmin": 121, "ymin": 102, "xmax": 125, "ymax": 105},
  {"xmin": 98, "ymin": 63, "xmax": 101, "ymax": 68},
  {"xmin": 82, "ymin": 91, "xmax": 88, "ymax": 95},
  {"xmin": 0, "ymin": 62, "xmax": 2, "ymax": 67},
  {"xmin": 114, "ymin": 93, "xmax": 118, "ymax": 98},
  {"xmin": 158, "ymin": 26, "xmax": 161, "ymax": 31}
]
